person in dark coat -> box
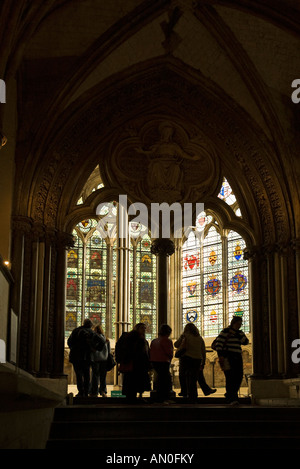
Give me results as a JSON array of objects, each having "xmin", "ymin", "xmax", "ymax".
[
  {"xmin": 118, "ymin": 323, "xmax": 151, "ymax": 403},
  {"xmin": 67, "ymin": 318, "xmax": 104, "ymax": 397},
  {"xmin": 90, "ymin": 324, "xmax": 110, "ymax": 397}
]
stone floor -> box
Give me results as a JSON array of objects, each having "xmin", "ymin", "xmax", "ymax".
[{"xmin": 67, "ymin": 384, "xmax": 250, "ymax": 399}]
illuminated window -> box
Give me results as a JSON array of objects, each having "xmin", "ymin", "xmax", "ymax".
[
  {"xmin": 66, "ymin": 219, "xmax": 113, "ymax": 338},
  {"xmin": 66, "ymin": 217, "xmax": 157, "ymax": 341},
  {"xmin": 130, "ymin": 227, "xmax": 157, "ymax": 342},
  {"xmin": 182, "ymin": 178, "xmax": 249, "ymax": 336}
]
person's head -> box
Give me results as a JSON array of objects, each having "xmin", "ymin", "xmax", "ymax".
[
  {"xmin": 83, "ymin": 318, "xmax": 93, "ymax": 329},
  {"xmin": 94, "ymin": 324, "xmax": 104, "ymax": 335},
  {"xmin": 134, "ymin": 322, "xmax": 147, "ymax": 337},
  {"xmin": 230, "ymin": 316, "xmax": 243, "ymax": 330},
  {"xmin": 158, "ymin": 324, "xmax": 172, "ymax": 337},
  {"xmin": 183, "ymin": 323, "xmax": 200, "ymax": 337}
]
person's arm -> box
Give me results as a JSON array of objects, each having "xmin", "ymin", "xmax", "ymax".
[{"xmin": 174, "ymin": 335, "xmax": 184, "ymax": 348}]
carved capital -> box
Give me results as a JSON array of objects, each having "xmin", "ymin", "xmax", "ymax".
[
  {"xmin": 56, "ymin": 230, "xmax": 74, "ymax": 250},
  {"xmin": 291, "ymin": 238, "xmax": 300, "ymax": 254},
  {"xmin": 11, "ymin": 215, "xmax": 33, "ymax": 234},
  {"xmin": 151, "ymin": 238, "xmax": 175, "ymax": 257}
]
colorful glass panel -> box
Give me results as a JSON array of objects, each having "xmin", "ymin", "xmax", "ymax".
[
  {"xmin": 66, "ymin": 229, "xmax": 83, "ymax": 337},
  {"xmin": 133, "ymin": 234, "xmax": 157, "ymax": 341},
  {"xmin": 182, "ymin": 231, "xmax": 201, "ymax": 332},
  {"xmin": 227, "ymin": 230, "xmax": 250, "ymax": 333},
  {"xmin": 202, "ymin": 226, "xmax": 223, "ymax": 337},
  {"xmin": 218, "ymin": 178, "xmax": 237, "ymax": 206},
  {"xmin": 182, "ymin": 212, "xmax": 250, "ymax": 337}
]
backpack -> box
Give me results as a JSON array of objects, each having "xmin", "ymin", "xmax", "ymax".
[{"xmin": 90, "ymin": 332, "xmax": 106, "ymax": 352}]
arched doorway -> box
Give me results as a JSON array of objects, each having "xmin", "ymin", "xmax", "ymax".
[{"xmin": 11, "ymin": 59, "xmax": 298, "ymax": 400}]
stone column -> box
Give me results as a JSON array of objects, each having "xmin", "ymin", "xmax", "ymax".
[
  {"xmin": 10, "ymin": 216, "xmax": 31, "ymax": 369},
  {"xmin": 114, "ymin": 206, "xmax": 131, "ymax": 387},
  {"xmin": 106, "ymin": 241, "xmax": 114, "ymax": 339},
  {"xmin": 244, "ymin": 246, "xmax": 266, "ymax": 378},
  {"xmin": 292, "ymin": 238, "xmax": 300, "ymax": 340},
  {"xmin": 169, "ymin": 238, "xmax": 182, "ymax": 339},
  {"xmin": 51, "ymin": 230, "xmax": 74, "ymax": 377},
  {"xmin": 115, "ymin": 207, "xmax": 131, "ymax": 341},
  {"xmin": 151, "ymin": 238, "xmax": 175, "ymax": 328},
  {"xmin": 39, "ymin": 228, "xmax": 56, "ymax": 376}
]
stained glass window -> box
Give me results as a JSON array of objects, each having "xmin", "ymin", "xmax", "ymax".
[
  {"xmin": 66, "ymin": 218, "xmax": 112, "ymax": 339},
  {"xmin": 85, "ymin": 222, "xmax": 107, "ymax": 331},
  {"xmin": 227, "ymin": 230, "xmax": 249, "ymax": 332},
  {"xmin": 66, "ymin": 230, "xmax": 83, "ymax": 334},
  {"xmin": 203, "ymin": 226, "xmax": 223, "ymax": 337},
  {"xmin": 182, "ymin": 176, "xmax": 249, "ymax": 337},
  {"xmin": 218, "ymin": 178, "xmax": 236, "ymax": 206},
  {"xmin": 182, "ymin": 231, "xmax": 201, "ymax": 331},
  {"xmin": 130, "ymin": 226, "xmax": 157, "ymax": 342},
  {"xmin": 66, "ymin": 217, "xmax": 158, "ymax": 341}
]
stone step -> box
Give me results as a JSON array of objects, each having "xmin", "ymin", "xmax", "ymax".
[
  {"xmin": 46, "ymin": 435, "xmax": 300, "ymax": 450},
  {"xmin": 49, "ymin": 418, "xmax": 300, "ymax": 439},
  {"xmin": 54, "ymin": 403, "xmax": 300, "ymax": 422},
  {"xmin": 46, "ymin": 402, "xmax": 300, "ymax": 450}
]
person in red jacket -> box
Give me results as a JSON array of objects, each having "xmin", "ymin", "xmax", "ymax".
[{"xmin": 150, "ymin": 324, "xmax": 174, "ymax": 403}]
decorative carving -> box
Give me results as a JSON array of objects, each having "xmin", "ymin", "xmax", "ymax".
[
  {"xmin": 108, "ymin": 119, "xmax": 219, "ymax": 205},
  {"xmin": 28, "ymin": 63, "xmax": 289, "ymax": 249}
]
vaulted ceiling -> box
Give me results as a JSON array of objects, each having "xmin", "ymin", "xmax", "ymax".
[{"xmin": 1, "ymin": 0, "xmax": 299, "ymax": 244}]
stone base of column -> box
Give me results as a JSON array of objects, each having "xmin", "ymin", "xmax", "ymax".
[{"xmin": 249, "ymin": 376, "xmax": 300, "ymax": 405}]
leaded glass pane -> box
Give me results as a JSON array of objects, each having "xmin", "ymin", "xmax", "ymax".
[
  {"xmin": 66, "ymin": 229, "xmax": 83, "ymax": 338},
  {"xmin": 181, "ymin": 211, "xmax": 250, "ymax": 338},
  {"xmin": 135, "ymin": 235, "xmax": 157, "ymax": 341},
  {"xmin": 218, "ymin": 178, "xmax": 236, "ymax": 205},
  {"xmin": 85, "ymin": 221, "xmax": 107, "ymax": 330},
  {"xmin": 203, "ymin": 227, "xmax": 223, "ymax": 337},
  {"xmin": 228, "ymin": 230, "xmax": 250, "ymax": 333},
  {"xmin": 182, "ymin": 231, "xmax": 201, "ymax": 332}
]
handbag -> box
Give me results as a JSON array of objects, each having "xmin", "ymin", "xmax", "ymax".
[{"xmin": 106, "ymin": 352, "xmax": 116, "ymax": 372}]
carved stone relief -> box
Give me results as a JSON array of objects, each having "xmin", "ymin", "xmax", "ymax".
[{"xmin": 106, "ymin": 119, "xmax": 220, "ymax": 205}]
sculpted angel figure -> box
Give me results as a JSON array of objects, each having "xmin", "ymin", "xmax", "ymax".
[{"xmin": 135, "ymin": 122, "xmax": 200, "ymax": 201}]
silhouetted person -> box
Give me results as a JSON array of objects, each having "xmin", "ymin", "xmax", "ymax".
[
  {"xmin": 215, "ymin": 315, "xmax": 249, "ymax": 405},
  {"xmin": 117, "ymin": 323, "xmax": 151, "ymax": 403},
  {"xmin": 150, "ymin": 324, "xmax": 174, "ymax": 403},
  {"xmin": 90, "ymin": 324, "xmax": 110, "ymax": 397},
  {"xmin": 175, "ymin": 323, "xmax": 205, "ymax": 403},
  {"xmin": 68, "ymin": 318, "xmax": 105, "ymax": 397}
]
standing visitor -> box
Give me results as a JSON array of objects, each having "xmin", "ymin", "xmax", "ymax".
[
  {"xmin": 67, "ymin": 318, "xmax": 105, "ymax": 397},
  {"xmin": 175, "ymin": 323, "xmax": 205, "ymax": 403},
  {"xmin": 116, "ymin": 323, "xmax": 151, "ymax": 403},
  {"xmin": 214, "ymin": 315, "xmax": 249, "ymax": 405},
  {"xmin": 90, "ymin": 324, "xmax": 111, "ymax": 398},
  {"xmin": 150, "ymin": 324, "xmax": 174, "ymax": 403}
]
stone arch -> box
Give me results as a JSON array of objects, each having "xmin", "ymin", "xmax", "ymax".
[
  {"xmin": 14, "ymin": 57, "xmax": 292, "ymax": 246},
  {"xmin": 11, "ymin": 57, "xmax": 298, "ymax": 379}
]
